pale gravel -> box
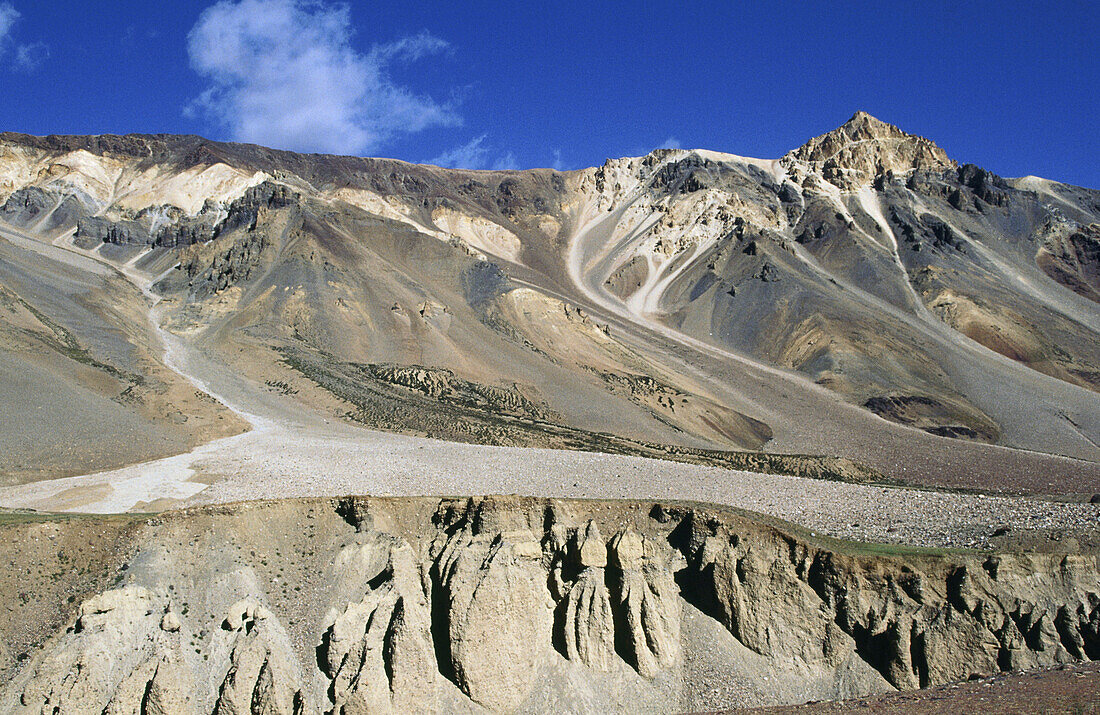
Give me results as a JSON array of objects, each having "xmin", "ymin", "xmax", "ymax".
[
  {"xmin": 178, "ymin": 424, "xmax": 1100, "ymax": 550},
  {"xmin": 2, "ymin": 413, "xmax": 1097, "ymax": 550}
]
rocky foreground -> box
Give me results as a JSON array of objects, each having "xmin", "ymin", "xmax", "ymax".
[{"xmin": 2, "ymin": 496, "xmax": 1097, "ymax": 713}]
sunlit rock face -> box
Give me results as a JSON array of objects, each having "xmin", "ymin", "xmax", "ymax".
[{"xmin": 4, "ymin": 496, "xmax": 1099, "ymax": 713}]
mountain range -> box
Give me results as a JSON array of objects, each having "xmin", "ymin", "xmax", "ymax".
[{"xmin": 1, "ymin": 111, "xmax": 1098, "ymax": 496}]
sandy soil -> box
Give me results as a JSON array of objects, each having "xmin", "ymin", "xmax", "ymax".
[{"xmin": 749, "ymin": 662, "xmax": 1100, "ymax": 714}]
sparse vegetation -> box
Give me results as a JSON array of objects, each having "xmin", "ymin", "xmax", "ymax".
[{"xmin": 276, "ymin": 345, "xmax": 885, "ymax": 485}]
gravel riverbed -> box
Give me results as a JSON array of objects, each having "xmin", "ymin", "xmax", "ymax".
[{"xmin": 3, "ymin": 420, "xmax": 1098, "ymax": 551}]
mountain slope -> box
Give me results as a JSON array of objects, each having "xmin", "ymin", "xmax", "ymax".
[
  {"xmin": 0, "ymin": 114, "xmax": 1098, "ymax": 494},
  {"xmin": 0, "ymin": 218, "xmax": 246, "ymax": 485},
  {"xmin": 571, "ymin": 114, "xmax": 1100, "ymax": 451}
]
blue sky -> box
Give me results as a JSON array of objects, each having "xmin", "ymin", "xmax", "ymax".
[{"xmin": 0, "ymin": 1, "xmax": 1096, "ymax": 187}]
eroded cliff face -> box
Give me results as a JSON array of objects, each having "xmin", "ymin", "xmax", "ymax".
[{"xmin": 3, "ymin": 497, "xmax": 1097, "ymax": 713}]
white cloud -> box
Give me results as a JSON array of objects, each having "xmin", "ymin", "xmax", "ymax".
[
  {"xmin": 369, "ymin": 30, "xmax": 449, "ymax": 63},
  {"xmin": 657, "ymin": 136, "xmax": 682, "ymax": 150},
  {"xmin": 0, "ymin": 3, "xmax": 46, "ymax": 72},
  {"xmin": 428, "ymin": 134, "xmax": 518, "ymax": 170},
  {"xmin": 428, "ymin": 134, "xmax": 487, "ymax": 167},
  {"xmin": 13, "ymin": 40, "xmax": 46, "ymax": 70},
  {"xmin": 0, "ymin": 3, "xmax": 17, "ymax": 45},
  {"xmin": 187, "ymin": 0, "xmax": 459, "ymax": 155},
  {"xmin": 491, "ymin": 152, "xmax": 519, "ymax": 171}
]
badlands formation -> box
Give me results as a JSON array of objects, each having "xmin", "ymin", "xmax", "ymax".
[{"xmin": 0, "ymin": 112, "xmax": 1097, "ymax": 711}]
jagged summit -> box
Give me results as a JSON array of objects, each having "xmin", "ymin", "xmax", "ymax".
[{"xmin": 783, "ymin": 111, "xmax": 954, "ymax": 189}]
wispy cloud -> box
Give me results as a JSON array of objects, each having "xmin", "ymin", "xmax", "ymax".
[
  {"xmin": 186, "ymin": 0, "xmax": 459, "ymax": 155},
  {"xmin": 491, "ymin": 152, "xmax": 519, "ymax": 171},
  {"xmin": 428, "ymin": 134, "xmax": 518, "ymax": 170},
  {"xmin": 13, "ymin": 39, "xmax": 45, "ymax": 70},
  {"xmin": 0, "ymin": 2, "xmax": 47, "ymax": 72},
  {"xmin": 428, "ymin": 134, "xmax": 488, "ymax": 167},
  {"xmin": 657, "ymin": 136, "xmax": 682, "ymax": 150},
  {"xmin": 0, "ymin": 3, "xmax": 16, "ymax": 43},
  {"xmin": 368, "ymin": 31, "xmax": 449, "ymax": 63}
]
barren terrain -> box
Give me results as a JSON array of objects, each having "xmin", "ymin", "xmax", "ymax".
[{"xmin": 0, "ymin": 115, "xmax": 1098, "ymax": 711}]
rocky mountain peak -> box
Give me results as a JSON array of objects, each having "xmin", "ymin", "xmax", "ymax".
[{"xmin": 783, "ymin": 111, "xmax": 954, "ymax": 189}]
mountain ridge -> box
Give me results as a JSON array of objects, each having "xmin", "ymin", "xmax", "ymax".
[
  {"xmin": 0, "ymin": 111, "xmax": 1090, "ymax": 189},
  {"xmin": 0, "ymin": 113, "xmax": 1098, "ymax": 497}
]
